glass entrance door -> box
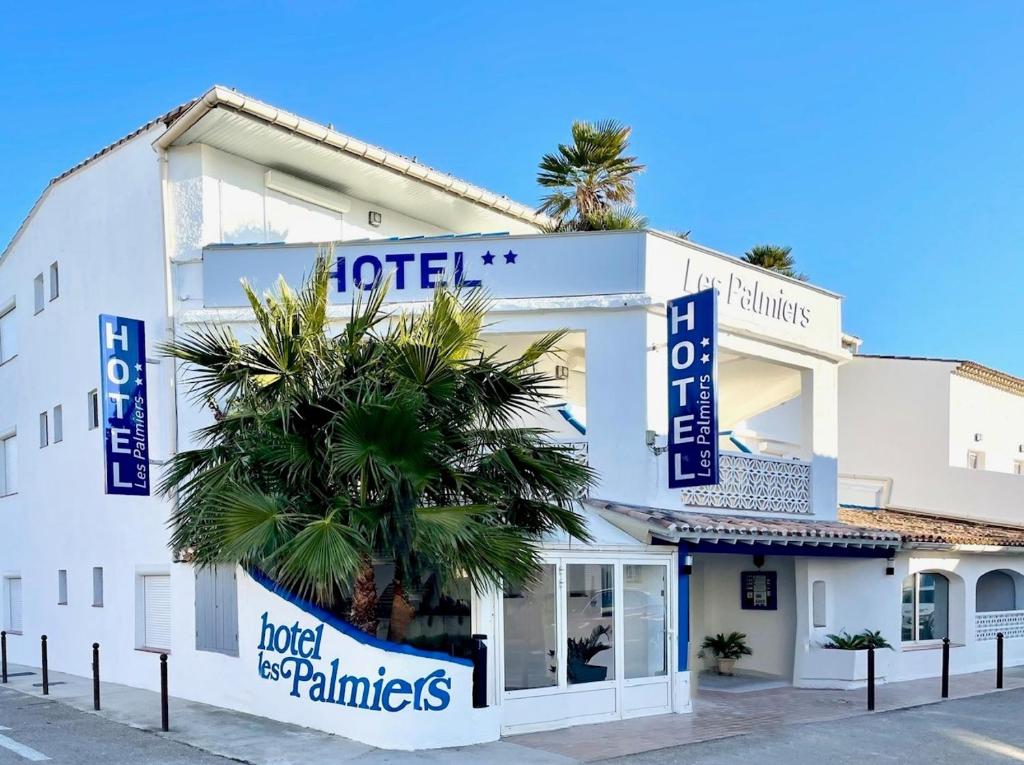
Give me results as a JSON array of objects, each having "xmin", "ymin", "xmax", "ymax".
[{"xmin": 500, "ymin": 556, "xmax": 673, "ymax": 734}]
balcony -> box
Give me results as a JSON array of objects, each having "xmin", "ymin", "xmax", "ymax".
[{"xmin": 681, "ymin": 452, "xmax": 812, "ymax": 515}]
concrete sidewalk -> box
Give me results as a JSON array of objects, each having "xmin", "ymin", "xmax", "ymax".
[{"xmin": 0, "ymin": 663, "xmax": 572, "ymax": 764}]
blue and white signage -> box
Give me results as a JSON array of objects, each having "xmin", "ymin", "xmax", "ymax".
[
  {"xmin": 667, "ymin": 289, "xmax": 719, "ymax": 489},
  {"xmin": 98, "ymin": 315, "xmax": 150, "ymax": 496}
]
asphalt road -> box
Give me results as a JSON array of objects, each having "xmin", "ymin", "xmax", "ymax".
[
  {"xmin": 0, "ymin": 685, "xmax": 232, "ymax": 765},
  {"xmin": 607, "ymin": 688, "xmax": 1024, "ymax": 764}
]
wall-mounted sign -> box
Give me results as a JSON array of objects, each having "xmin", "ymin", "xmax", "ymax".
[
  {"xmin": 98, "ymin": 315, "xmax": 150, "ymax": 495},
  {"xmin": 741, "ymin": 571, "xmax": 778, "ymax": 611},
  {"xmin": 667, "ymin": 289, "xmax": 719, "ymax": 488}
]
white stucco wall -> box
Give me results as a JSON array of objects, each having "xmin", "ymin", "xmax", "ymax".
[
  {"xmin": 840, "ymin": 357, "xmax": 1024, "ymax": 524},
  {"xmin": 0, "ymin": 128, "xmax": 175, "ymax": 687}
]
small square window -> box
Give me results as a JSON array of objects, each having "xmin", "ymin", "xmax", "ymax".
[
  {"xmin": 58, "ymin": 570, "xmax": 68, "ymax": 605},
  {"xmin": 49, "ymin": 263, "xmax": 59, "ymax": 301},
  {"xmin": 968, "ymin": 450, "xmax": 985, "ymax": 470},
  {"xmin": 34, "ymin": 274, "xmax": 45, "ymax": 314},
  {"xmin": 53, "ymin": 405, "xmax": 63, "ymax": 443},
  {"xmin": 88, "ymin": 390, "xmax": 100, "ymax": 430},
  {"xmin": 92, "ymin": 567, "xmax": 104, "ymax": 607},
  {"xmin": 39, "ymin": 411, "xmax": 49, "ymax": 448}
]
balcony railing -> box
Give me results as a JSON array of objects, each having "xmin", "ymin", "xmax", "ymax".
[
  {"xmin": 976, "ymin": 610, "xmax": 1024, "ymax": 641},
  {"xmin": 681, "ymin": 451, "xmax": 811, "ymax": 515}
]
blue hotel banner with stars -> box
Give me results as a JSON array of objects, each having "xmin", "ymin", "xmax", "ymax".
[
  {"xmin": 666, "ymin": 289, "xmax": 719, "ymax": 489},
  {"xmin": 98, "ymin": 314, "xmax": 151, "ymax": 496}
]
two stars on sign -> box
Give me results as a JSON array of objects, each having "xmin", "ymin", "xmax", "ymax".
[
  {"xmin": 481, "ymin": 250, "xmax": 517, "ymax": 266},
  {"xmin": 700, "ymin": 336, "xmax": 711, "ymax": 364}
]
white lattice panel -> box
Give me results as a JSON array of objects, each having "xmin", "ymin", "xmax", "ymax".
[
  {"xmin": 681, "ymin": 452, "xmax": 812, "ymax": 515},
  {"xmin": 976, "ymin": 610, "xmax": 1024, "ymax": 641}
]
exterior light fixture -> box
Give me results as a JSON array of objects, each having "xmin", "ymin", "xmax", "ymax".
[
  {"xmin": 974, "ymin": 433, "xmax": 984, "ymax": 442},
  {"xmin": 753, "ymin": 554, "xmax": 766, "ymax": 569},
  {"xmin": 682, "ymin": 554, "xmax": 693, "ymax": 575},
  {"xmin": 368, "ymin": 210, "xmax": 382, "ymax": 227},
  {"xmin": 554, "ymin": 365, "xmax": 569, "ymax": 380},
  {"xmin": 886, "ymin": 555, "xmax": 895, "ymax": 576}
]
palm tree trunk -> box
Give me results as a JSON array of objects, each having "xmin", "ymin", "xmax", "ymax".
[
  {"xmin": 349, "ymin": 559, "xmax": 379, "ymax": 635},
  {"xmin": 387, "ymin": 576, "xmax": 416, "ymax": 643}
]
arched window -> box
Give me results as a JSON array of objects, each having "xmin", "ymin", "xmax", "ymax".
[
  {"xmin": 902, "ymin": 572, "xmax": 949, "ymax": 642},
  {"xmin": 976, "ymin": 571, "xmax": 1017, "ymax": 612}
]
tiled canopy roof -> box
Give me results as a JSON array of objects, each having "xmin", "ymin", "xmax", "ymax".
[
  {"xmin": 839, "ymin": 507, "xmax": 1024, "ymax": 548},
  {"xmin": 587, "ymin": 500, "xmax": 902, "ymax": 547}
]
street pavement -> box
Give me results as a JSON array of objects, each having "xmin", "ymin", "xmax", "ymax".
[
  {"xmin": 607, "ymin": 688, "xmax": 1024, "ymax": 764},
  {"xmin": 0, "ymin": 684, "xmax": 231, "ymax": 764},
  {"xmin": 3, "ymin": 677, "xmax": 1024, "ymax": 763}
]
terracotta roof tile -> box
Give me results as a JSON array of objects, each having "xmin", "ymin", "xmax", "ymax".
[
  {"xmin": 838, "ymin": 507, "xmax": 1024, "ymax": 547},
  {"xmin": 587, "ymin": 499, "xmax": 902, "ymax": 545}
]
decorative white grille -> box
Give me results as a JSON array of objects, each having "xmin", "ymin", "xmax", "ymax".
[
  {"xmin": 681, "ymin": 452, "xmax": 812, "ymax": 515},
  {"xmin": 976, "ymin": 610, "xmax": 1024, "ymax": 641}
]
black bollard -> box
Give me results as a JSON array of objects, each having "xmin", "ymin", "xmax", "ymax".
[
  {"xmin": 941, "ymin": 637, "xmax": 950, "ymax": 698},
  {"xmin": 160, "ymin": 654, "xmax": 169, "ymax": 731},
  {"xmin": 471, "ymin": 634, "xmax": 488, "ymax": 709},
  {"xmin": 867, "ymin": 645, "xmax": 876, "ymax": 711},
  {"xmin": 997, "ymin": 632, "xmax": 1004, "ymax": 690},
  {"xmin": 92, "ymin": 643, "xmax": 101, "ymax": 710},
  {"xmin": 1, "ymin": 631, "xmax": 7, "ymax": 684},
  {"xmin": 41, "ymin": 635, "xmax": 49, "ymax": 696}
]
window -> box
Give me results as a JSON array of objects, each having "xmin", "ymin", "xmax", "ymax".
[
  {"xmin": 53, "ymin": 406, "xmax": 63, "ymax": 443},
  {"xmin": 87, "ymin": 390, "xmax": 100, "ymax": 430},
  {"xmin": 623, "ymin": 565, "xmax": 667, "ymax": 679},
  {"xmin": 142, "ymin": 574, "xmax": 171, "ymax": 651},
  {"xmin": 58, "ymin": 570, "xmax": 68, "ymax": 605},
  {"xmin": 33, "ymin": 274, "xmax": 44, "ymax": 314},
  {"xmin": 48, "ymin": 262, "xmax": 59, "ymax": 301},
  {"xmin": 92, "ymin": 567, "xmax": 104, "ymax": 607},
  {"xmin": 195, "ymin": 565, "xmax": 239, "ymax": 655},
  {"xmin": 812, "ymin": 580, "xmax": 827, "ymax": 628},
  {"xmin": 39, "ymin": 411, "xmax": 48, "ymax": 448},
  {"xmin": 503, "ymin": 564, "xmax": 557, "ymax": 691},
  {"xmin": 4, "ymin": 577, "xmax": 23, "ymax": 633},
  {"xmin": 967, "ymin": 450, "xmax": 985, "ymax": 470},
  {"xmin": 566, "ymin": 563, "xmax": 615, "ymax": 684},
  {"xmin": 976, "ymin": 571, "xmax": 1016, "ymax": 612},
  {"xmin": 902, "ymin": 572, "xmax": 949, "ymax": 642},
  {"xmin": 0, "ymin": 304, "xmax": 15, "ymax": 363},
  {"xmin": 0, "ymin": 433, "xmax": 16, "ymax": 496}
]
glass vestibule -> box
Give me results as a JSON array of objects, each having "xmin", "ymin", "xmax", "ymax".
[{"xmin": 500, "ymin": 556, "xmax": 673, "ymax": 731}]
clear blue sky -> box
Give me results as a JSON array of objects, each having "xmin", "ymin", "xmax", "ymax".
[{"xmin": 3, "ymin": 3, "xmax": 1022, "ymax": 372}]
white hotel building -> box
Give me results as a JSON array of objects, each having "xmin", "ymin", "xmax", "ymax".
[{"xmin": 0, "ymin": 86, "xmax": 1022, "ymax": 749}]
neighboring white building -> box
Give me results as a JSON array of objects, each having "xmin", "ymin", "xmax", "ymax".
[
  {"xmin": 838, "ymin": 355, "xmax": 1024, "ymax": 683},
  {"xmin": 0, "ymin": 86, "xmax": 1018, "ymax": 750}
]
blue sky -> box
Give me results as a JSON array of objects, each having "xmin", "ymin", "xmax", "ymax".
[{"xmin": 3, "ymin": 2, "xmax": 1023, "ymax": 372}]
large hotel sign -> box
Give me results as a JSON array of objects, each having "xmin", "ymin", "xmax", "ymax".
[
  {"xmin": 98, "ymin": 315, "xmax": 151, "ymax": 496},
  {"xmin": 666, "ymin": 289, "xmax": 719, "ymax": 489}
]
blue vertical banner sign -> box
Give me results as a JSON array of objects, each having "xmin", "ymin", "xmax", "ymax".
[
  {"xmin": 666, "ymin": 289, "xmax": 719, "ymax": 488},
  {"xmin": 98, "ymin": 315, "xmax": 151, "ymax": 496}
]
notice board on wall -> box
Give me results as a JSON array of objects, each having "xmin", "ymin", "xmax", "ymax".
[{"xmin": 740, "ymin": 571, "xmax": 777, "ymax": 611}]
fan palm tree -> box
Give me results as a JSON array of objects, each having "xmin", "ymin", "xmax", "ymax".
[
  {"xmin": 742, "ymin": 244, "xmax": 807, "ymax": 281},
  {"xmin": 537, "ymin": 119, "xmax": 646, "ymax": 230},
  {"xmin": 159, "ymin": 255, "xmax": 594, "ymax": 640}
]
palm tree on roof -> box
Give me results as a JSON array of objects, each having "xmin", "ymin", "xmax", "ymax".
[
  {"xmin": 742, "ymin": 244, "xmax": 807, "ymax": 281},
  {"xmin": 537, "ymin": 119, "xmax": 646, "ymax": 231}
]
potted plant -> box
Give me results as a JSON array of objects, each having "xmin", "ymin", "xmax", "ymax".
[
  {"xmin": 822, "ymin": 629, "xmax": 892, "ymax": 651},
  {"xmin": 701, "ymin": 632, "xmax": 752, "ymax": 675},
  {"xmin": 567, "ymin": 624, "xmax": 612, "ymax": 683}
]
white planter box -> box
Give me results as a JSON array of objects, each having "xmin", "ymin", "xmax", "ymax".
[{"xmin": 796, "ymin": 647, "xmax": 893, "ymax": 690}]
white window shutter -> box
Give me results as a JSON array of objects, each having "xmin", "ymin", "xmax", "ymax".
[{"xmin": 144, "ymin": 575, "xmax": 172, "ymax": 650}]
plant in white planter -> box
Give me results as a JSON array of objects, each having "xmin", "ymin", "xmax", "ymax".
[
  {"xmin": 822, "ymin": 629, "xmax": 892, "ymax": 650},
  {"xmin": 701, "ymin": 632, "xmax": 752, "ymax": 676}
]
